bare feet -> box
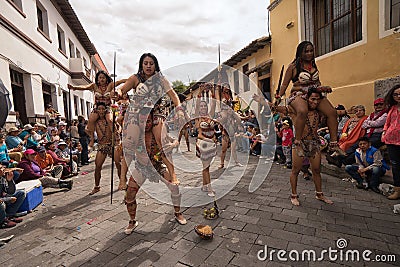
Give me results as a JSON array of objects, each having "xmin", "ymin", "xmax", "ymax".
[
  {"xmin": 290, "ymin": 194, "xmax": 300, "ymax": 206},
  {"xmin": 315, "ymin": 192, "xmax": 333, "ymax": 204},
  {"xmin": 218, "ymin": 164, "xmax": 225, "ymax": 169},
  {"xmin": 170, "ymin": 178, "xmax": 180, "ymax": 185},
  {"xmin": 88, "ymin": 186, "xmax": 100, "ymax": 195}
]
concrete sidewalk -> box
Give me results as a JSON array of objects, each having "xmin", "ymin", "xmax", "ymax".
[{"xmin": 1, "ymin": 149, "xmax": 399, "ymax": 267}]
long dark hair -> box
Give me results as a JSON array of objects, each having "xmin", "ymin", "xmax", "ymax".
[
  {"xmin": 138, "ymin": 53, "xmax": 161, "ymax": 74},
  {"xmin": 95, "ymin": 70, "xmax": 112, "ymax": 86},
  {"xmin": 293, "ymin": 41, "xmax": 317, "ymax": 74},
  {"xmin": 384, "ymin": 84, "xmax": 400, "ymax": 108}
]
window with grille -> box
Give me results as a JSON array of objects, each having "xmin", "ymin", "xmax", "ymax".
[{"xmin": 303, "ymin": 0, "xmax": 362, "ymax": 56}]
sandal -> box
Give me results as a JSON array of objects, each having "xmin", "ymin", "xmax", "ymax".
[
  {"xmin": 290, "ymin": 194, "xmax": 300, "ymax": 206},
  {"xmin": 174, "ymin": 212, "xmax": 187, "ymax": 225},
  {"xmin": 88, "ymin": 186, "xmax": 100, "ymax": 195},
  {"xmin": 124, "ymin": 220, "xmax": 138, "ymax": 235},
  {"xmin": 315, "ymin": 192, "xmax": 333, "ymax": 204},
  {"xmin": 293, "ymin": 140, "xmax": 304, "ymax": 157},
  {"xmin": 118, "ymin": 182, "xmax": 127, "ymax": 191}
]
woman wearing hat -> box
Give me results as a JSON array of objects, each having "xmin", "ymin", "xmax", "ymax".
[
  {"xmin": 361, "ymin": 98, "xmax": 388, "ymax": 149},
  {"xmin": 17, "ymin": 149, "xmax": 72, "ymax": 190},
  {"xmin": 19, "ymin": 124, "xmax": 39, "ymax": 149},
  {"xmin": 5, "ymin": 127, "xmax": 24, "ymax": 162}
]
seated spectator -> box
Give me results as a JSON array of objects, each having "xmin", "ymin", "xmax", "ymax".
[
  {"xmin": 345, "ymin": 137, "xmax": 389, "ymax": 193},
  {"xmin": 5, "ymin": 127, "xmax": 24, "ymax": 161},
  {"xmin": 0, "ymin": 134, "xmax": 21, "ymax": 182},
  {"xmin": 16, "ymin": 149, "xmax": 72, "ymax": 190},
  {"xmin": 14, "ymin": 111, "xmax": 23, "ymax": 130},
  {"xmin": 19, "ymin": 124, "xmax": 39, "ymax": 149},
  {"xmin": 362, "ymin": 98, "xmax": 388, "ymax": 149},
  {"xmin": 45, "ymin": 142, "xmax": 72, "ymax": 178},
  {"xmin": 0, "ymin": 166, "xmax": 25, "ymax": 228},
  {"xmin": 55, "ymin": 141, "xmax": 78, "ymax": 174},
  {"xmin": 338, "ymin": 105, "xmax": 368, "ymax": 152},
  {"xmin": 34, "ymin": 146, "xmax": 63, "ymax": 179},
  {"xmin": 250, "ymin": 127, "xmax": 262, "ymax": 156},
  {"xmin": 47, "ymin": 119, "xmax": 57, "ymax": 136},
  {"xmin": 50, "ymin": 128, "xmax": 60, "ymax": 146},
  {"xmin": 319, "ymin": 104, "xmax": 350, "ymax": 143}
]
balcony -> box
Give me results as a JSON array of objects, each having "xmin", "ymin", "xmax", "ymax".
[{"xmin": 69, "ymin": 58, "xmax": 91, "ymax": 85}]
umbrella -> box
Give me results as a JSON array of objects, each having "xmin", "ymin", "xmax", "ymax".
[{"xmin": 0, "ymin": 78, "xmax": 13, "ymax": 128}]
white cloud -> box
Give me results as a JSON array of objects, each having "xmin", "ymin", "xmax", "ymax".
[{"xmin": 69, "ymin": 0, "xmax": 269, "ymax": 82}]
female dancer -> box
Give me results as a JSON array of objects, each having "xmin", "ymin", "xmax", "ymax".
[
  {"xmin": 217, "ymin": 82, "xmax": 242, "ymax": 168},
  {"xmin": 194, "ymin": 83, "xmax": 217, "ymax": 196},
  {"xmin": 67, "ymin": 70, "xmax": 126, "ymax": 148},
  {"xmin": 124, "ymin": 108, "xmax": 186, "ymax": 234},
  {"xmin": 117, "ymin": 53, "xmax": 185, "ymax": 185},
  {"xmin": 88, "ymin": 102, "xmax": 123, "ymax": 195},
  {"xmin": 277, "ymin": 41, "xmax": 341, "ymax": 156},
  {"xmin": 382, "ymin": 84, "xmax": 400, "ymax": 200}
]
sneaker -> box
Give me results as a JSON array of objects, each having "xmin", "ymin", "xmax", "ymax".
[
  {"xmin": 124, "ymin": 220, "xmax": 138, "ymax": 235},
  {"xmin": 356, "ymin": 183, "xmax": 367, "ymax": 190},
  {"xmin": 286, "ymin": 163, "xmax": 292, "ymax": 169},
  {"xmin": 1, "ymin": 219, "xmax": 17, "ymax": 229},
  {"xmin": 370, "ymin": 187, "xmax": 381, "ymax": 194}
]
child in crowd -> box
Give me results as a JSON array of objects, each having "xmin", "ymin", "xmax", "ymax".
[{"xmin": 279, "ymin": 120, "xmax": 294, "ymax": 169}]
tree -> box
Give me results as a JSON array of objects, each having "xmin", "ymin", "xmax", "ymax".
[{"xmin": 171, "ymin": 80, "xmax": 187, "ymax": 94}]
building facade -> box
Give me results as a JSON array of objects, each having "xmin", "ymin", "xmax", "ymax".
[
  {"xmin": 0, "ymin": 0, "xmax": 107, "ymax": 128},
  {"xmin": 268, "ymin": 0, "xmax": 400, "ymax": 113}
]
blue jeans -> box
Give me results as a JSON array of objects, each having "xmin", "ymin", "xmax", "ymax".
[
  {"xmin": 345, "ymin": 165, "xmax": 385, "ymax": 188},
  {"xmin": 0, "ymin": 191, "xmax": 25, "ymax": 223}
]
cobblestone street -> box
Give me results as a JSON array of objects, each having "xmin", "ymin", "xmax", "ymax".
[{"xmin": 1, "ymin": 142, "xmax": 400, "ymax": 267}]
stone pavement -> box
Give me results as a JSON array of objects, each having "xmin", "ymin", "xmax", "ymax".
[{"xmin": 1, "ymin": 145, "xmax": 400, "ymax": 267}]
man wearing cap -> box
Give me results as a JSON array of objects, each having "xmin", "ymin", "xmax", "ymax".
[
  {"xmin": 361, "ymin": 98, "xmax": 388, "ymax": 149},
  {"xmin": 34, "ymin": 146, "xmax": 63, "ymax": 179},
  {"xmin": 17, "ymin": 149, "xmax": 72, "ymax": 190}
]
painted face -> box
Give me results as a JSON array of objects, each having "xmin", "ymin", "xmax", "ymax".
[
  {"xmin": 307, "ymin": 93, "xmax": 321, "ymax": 110},
  {"xmin": 142, "ymin": 56, "xmax": 156, "ymax": 77},
  {"xmin": 393, "ymin": 88, "xmax": 400, "ymax": 102},
  {"xmin": 302, "ymin": 44, "xmax": 314, "ymax": 61},
  {"xmin": 98, "ymin": 73, "xmax": 107, "ymax": 86}
]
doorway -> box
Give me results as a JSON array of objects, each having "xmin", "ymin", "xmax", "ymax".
[{"xmin": 10, "ymin": 69, "xmax": 28, "ymax": 124}]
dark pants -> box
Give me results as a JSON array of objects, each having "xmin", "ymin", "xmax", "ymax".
[
  {"xmin": 0, "ymin": 190, "xmax": 26, "ymax": 223},
  {"xmin": 387, "ymin": 144, "xmax": 400, "ymax": 186},
  {"xmin": 79, "ymin": 136, "xmax": 89, "ymax": 164},
  {"xmin": 366, "ymin": 132, "xmax": 384, "ymax": 149},
  {"xmin": 345, "ymin": 165, "xmax": 385, "ymax": 188}
]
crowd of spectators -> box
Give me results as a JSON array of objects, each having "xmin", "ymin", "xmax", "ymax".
[{"xmin": 0, "ymin": 107, "xmax": 93, "ymax": 229}]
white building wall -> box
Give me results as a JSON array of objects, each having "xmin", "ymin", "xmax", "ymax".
[{"xmin": 0, "ymin": 0, "xmax": 95, "ymax": 126}]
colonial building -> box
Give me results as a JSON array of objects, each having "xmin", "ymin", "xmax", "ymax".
[
  {"xmin": 0, "ymin": 0, "xmax": 107, "ymax": 128},
  {"xmin": 268, "ymin": 0, "xmax": 400, "ymax": 113}
]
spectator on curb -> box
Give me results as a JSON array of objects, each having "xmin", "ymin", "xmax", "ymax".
[
  {"xmin": 362, "ymin": 98, "xmax": 388, "ymax": 149},
  {"xmin": 0, "ymin": 166, "xmax": 25, "ymax": 228},
  {"xmin": 17, "ymin": 149, "xmax": 72, "ymax": 190},
  {"xmin": 345, "ymin": 137, "xmax": 389, "ymax": 193},
  {"xmin": 19, "ymin": 124, "xmax": 39, "ymax": 149}
]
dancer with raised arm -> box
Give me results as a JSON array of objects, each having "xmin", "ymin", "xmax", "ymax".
[
  {"xmin": 67, "ymin": 70, "xmax": 126, "ymax": 148},
  {"xmin": 277, "ymin": 41, "xmax": 342, "ymax": 157},
  {"xmin": 117, "ymin": 53, "xmax": 185, "ymax": 185}
]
